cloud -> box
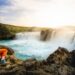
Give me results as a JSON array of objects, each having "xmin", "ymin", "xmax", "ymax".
[{"xmin": 0, "ymin": 0, "xmax": 75, "ymax": 27}]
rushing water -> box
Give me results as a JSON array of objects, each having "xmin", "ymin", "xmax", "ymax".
[{"xmin": 0, "ymin": 29, "xmax": 75, "ymax": 60}]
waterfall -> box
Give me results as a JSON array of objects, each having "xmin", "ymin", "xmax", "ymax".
[
  {"xmin": 15, "ymin": 32, "xmax": 40, "ymax": 40},
  {"xmin": 40, "ymin": 27, "xmax": 75, "ymax": 50},
  {"xmin": 0, "ymin": 28, "xmax": 75, "ymax": 60}
]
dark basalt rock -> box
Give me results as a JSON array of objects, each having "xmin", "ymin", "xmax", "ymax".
[
  {"xmin": 47, "ymin": 47, "xmax": 70, "ymax": 65},
  {"xmin": 0, "ymin": 32, "xmax": 15, "ymax": 40},
  {"xmin": 70, "ymin": 50, "xmax": 75, "ymax": 67},
  {"xmin": 0, "ymin": 46, "xmax": 75, "ymax": 75}
]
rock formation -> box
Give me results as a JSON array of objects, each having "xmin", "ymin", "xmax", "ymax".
[
  {"xmin": 0, "ymin": 46, "xmax": 75, "ymax": 75},
  {"xmin": 40, "ymin": 29, "xmax": 53, "ymax": 41},
  {"xmin": 0, "ymin": 23, "xmax": 15, "ymax": 40}
]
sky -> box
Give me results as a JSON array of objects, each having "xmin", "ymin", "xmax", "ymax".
[{"xmin": 0, "ymin": 0, "xmax": 75, "ymax": 28}]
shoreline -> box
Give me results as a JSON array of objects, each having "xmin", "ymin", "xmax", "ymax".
[{"xmin": 0, "ymin": 46, "xmax": 75, "ymax": 75}]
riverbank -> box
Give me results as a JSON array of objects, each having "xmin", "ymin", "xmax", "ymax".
[
  {"xmin": 0, "ymin": 23, "xmax": 49, "ymax": 33},
  {"xmin": 0, "ymin": 23, "xmax": 50, "ymax": 40},
  {"xmin": 0, "ymin": 46, "xmax": 75, "ymax": 75}
]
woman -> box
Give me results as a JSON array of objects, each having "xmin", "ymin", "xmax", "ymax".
[
  {"xmin": 0, "ymin": 48, "xmax": 8, "ymax": 64},
  {"xmin": 0, "ymin": 46, "xmax": 15, "ymax": 64}
]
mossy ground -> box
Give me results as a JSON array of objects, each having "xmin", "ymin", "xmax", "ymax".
[{"xmin": 0, "ymin": 23, "xmax": 49, "ymax": 34}]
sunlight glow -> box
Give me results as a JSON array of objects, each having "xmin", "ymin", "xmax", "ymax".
[{"xmin": 0, "ymin": 0, "xmax": 75, "ymax": 28}]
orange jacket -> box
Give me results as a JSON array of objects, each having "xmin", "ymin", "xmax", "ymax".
[{"xmin": 0, "ymin": 49, "xmax": 8, "ymax": 57}]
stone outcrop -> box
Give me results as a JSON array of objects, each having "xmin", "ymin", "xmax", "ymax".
[
  {"xmin": 47, "ymin": 47, "xmax": 70, "ymax": 65},
  {"xmin": 0, "ymin": 46, "xmax": 75, "ymax": 75},
  {"xmin": 40, "ymin": 29, "xmax": 53, "ymax": 41},
  {"xmin": 0, "ymin": 23, "xmax": 15, "ymax": 40}
]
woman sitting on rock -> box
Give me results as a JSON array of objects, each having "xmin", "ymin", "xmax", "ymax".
[{"xmin": 0, "ymin": 46, "xmax": 15, "ymax": 64}]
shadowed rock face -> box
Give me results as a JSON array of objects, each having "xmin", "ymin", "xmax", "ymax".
[
  {"xmin": 40, "ymin": 29, "xmax": 53, "ymax": 41},
  {"xmin": 0, "ymin": 23, "xmax": 15, "ymax": 40},
  {"xmin": 0, "ymin": 46, "xmax": 75, "ymax": 75},
  {"xmin": 47, "ymin": 47, "xmax": 70, "ymax": 65},
  {"xmin": 40, "ymin": 27, "xmax": 75, "ymax": 42},
  {"xmin": 70, "ymin": 50, "xmax": 75, "ymax": 67}
]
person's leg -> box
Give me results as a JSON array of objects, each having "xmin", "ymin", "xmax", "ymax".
[{"xmin": 1, "ymin": 57, "xmax": 6, "ymax": 64}]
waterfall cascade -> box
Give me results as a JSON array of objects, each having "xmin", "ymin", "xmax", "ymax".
[
  {"xmin": 16, "ymin": 32, "xmax": 40, "ymax": 40},
  {"xmin": 0, "ymin": 27, "xmax": 75, "ymax": 60}
]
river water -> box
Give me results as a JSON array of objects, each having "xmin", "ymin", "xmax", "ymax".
[{"xmin": 0, "ymin": 30, "xmax": 75, "ymax": 60}]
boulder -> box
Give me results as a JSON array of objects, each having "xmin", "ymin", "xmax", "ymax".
[{"xmin": 47, "ymin": 47, "xmax": 70, "ymax": 65}]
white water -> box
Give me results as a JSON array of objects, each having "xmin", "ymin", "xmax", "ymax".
[{"xmin": 0, "ymin": 28, "xmax": 75, "ymax": 60}]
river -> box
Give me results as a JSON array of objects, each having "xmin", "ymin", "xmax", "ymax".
[{"xmin": 0, "ymin": 30, "xmax": 75, "ymax": 60}]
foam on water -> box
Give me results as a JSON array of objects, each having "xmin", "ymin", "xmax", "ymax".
[{"xmin": 0, "ymin": 29, "xmax": 75, "ymax": 60}]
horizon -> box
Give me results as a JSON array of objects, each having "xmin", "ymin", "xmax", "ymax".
[
  {"xmin": 0, "ymin": 0, "xmax": 75, "ymax": 28},
  {"xmin": 1, "ymin": 22, "xmax": 75, "ymax": 29}
]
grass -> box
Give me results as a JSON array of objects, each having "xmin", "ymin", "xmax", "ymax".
[
  {"xmin": 0, "ymin": 23, "xmax": 49, "ymax": 34},
  {"xmin": 0, "ymin": 23, "xmax": 34, "ymax": 33}
]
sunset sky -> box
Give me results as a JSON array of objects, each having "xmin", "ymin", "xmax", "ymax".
[{"xmin": 0, "ymin": 0, "xmax": 75, "ymax": 28}]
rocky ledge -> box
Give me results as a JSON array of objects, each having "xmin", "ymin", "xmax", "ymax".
[
  {"xmin": 0, "ymin": 46, "xmax": 75, "ymax": 75},
  {"xmin": 0, "ymin": 24, "xmax": 15, "ymax": 40}
]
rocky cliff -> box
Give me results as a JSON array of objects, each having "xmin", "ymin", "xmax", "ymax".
[
  {"xmin": 40, "ymin": 29, "xmax": 53, "ymax": 41},
  {"xmin": 0, "ymin": 46, "xmax": 75, "ymax": 75},
  {"xmin": 40, "ymin": 27, "xmax": 75, "ymax": 43},
  {"xmin": 0, "ymin": 23, "xmax": 15, "ymax": 40}
]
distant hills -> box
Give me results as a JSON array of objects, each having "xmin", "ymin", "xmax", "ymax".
[{"xmin": 0, "ymin": 23, "xmax": 49, "ymax": 33}]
